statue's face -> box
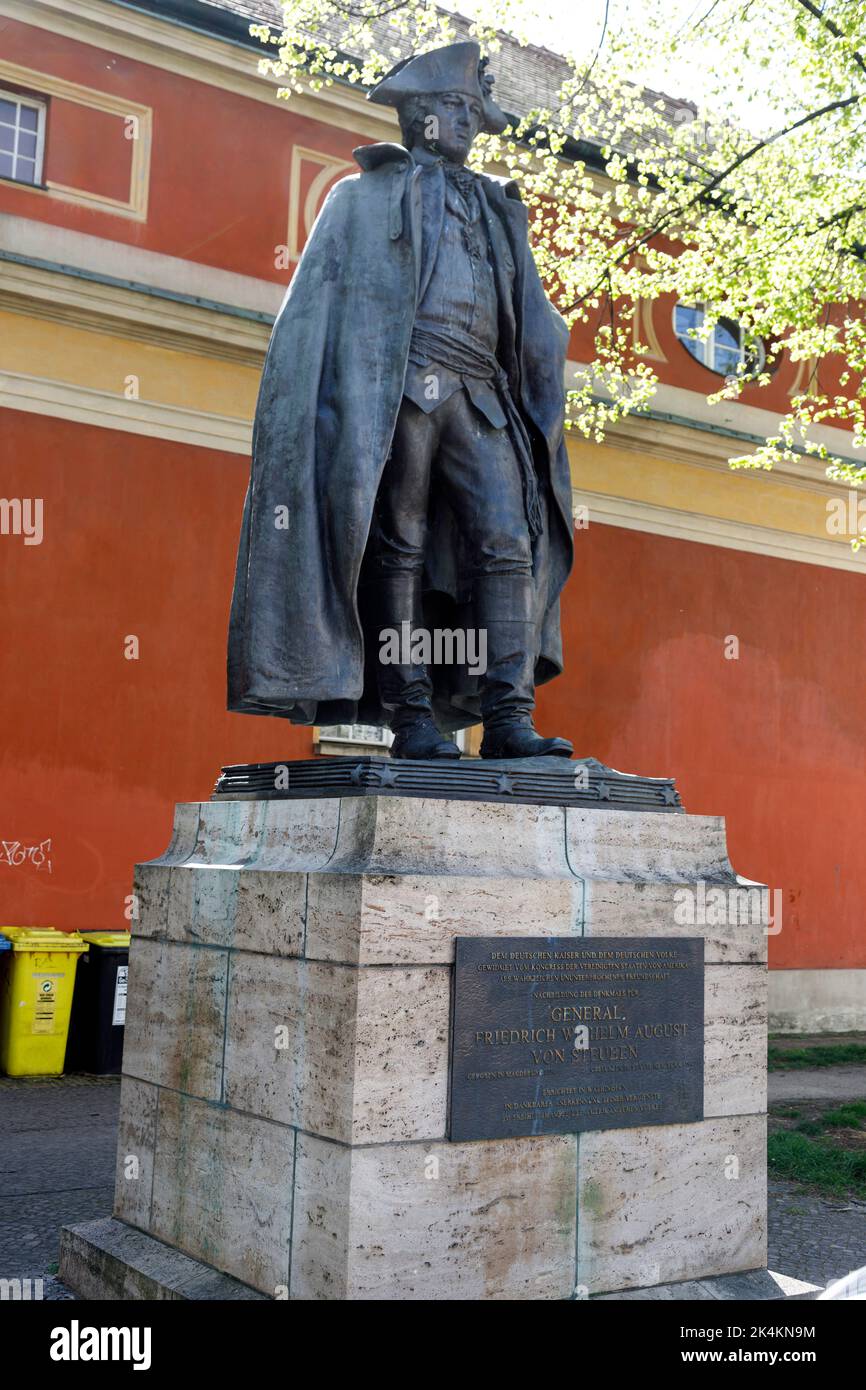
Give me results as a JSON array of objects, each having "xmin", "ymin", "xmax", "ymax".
[{"xmin": 419, "ymin": 90, "xmax": 483, "ymax": 164}]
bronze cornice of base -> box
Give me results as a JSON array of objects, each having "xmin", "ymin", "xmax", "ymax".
[{"xmin": 212, "ymin": 755, "xmax": 684, "ymax": 813}]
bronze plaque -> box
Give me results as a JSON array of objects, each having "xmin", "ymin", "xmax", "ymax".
[{"xmin": 449, "ymin": 936, "xmax": 704, "ymax": 1141}]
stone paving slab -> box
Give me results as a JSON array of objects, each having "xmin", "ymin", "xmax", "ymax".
[
  {"xmin": 60, "ymin": 1218, "xmax": 269, "ymax": 1300},
  {"xmin": 594, "ymin": 1268, "xmax": 820, "ymax": 1300}
]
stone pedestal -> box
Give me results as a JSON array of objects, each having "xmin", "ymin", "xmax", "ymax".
[{"xmin": 60, "ymin": 794, "xmax": 767, "ymax": 1300}]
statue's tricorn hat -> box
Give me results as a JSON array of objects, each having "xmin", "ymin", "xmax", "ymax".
[{"xmin": 367, "ymin": 40, "xmax": 509, "ymax": 136}]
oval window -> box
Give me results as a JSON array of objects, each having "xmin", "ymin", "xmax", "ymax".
[{"xmin": 673, "ymin": 302, "xmax": 765, "ymax": 377}]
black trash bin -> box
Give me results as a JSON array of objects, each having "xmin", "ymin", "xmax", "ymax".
[{"xmin": 66, "ymin": 931, "xmax": 130, "ymax": 1074}]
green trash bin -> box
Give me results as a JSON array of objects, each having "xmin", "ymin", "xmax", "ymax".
[{"xmin": 66, "ymin": 932, "xmax": 130, "ymax": 1074}]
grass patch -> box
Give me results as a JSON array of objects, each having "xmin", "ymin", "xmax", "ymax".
[
  {"xmin": 822, "ymin": 1100, "xmax": 866, "ymax": 1127},
  {"xmin": 769, "ymin": 1098, "xmax": 866, "ymax": 1197},
  {"xmin": 794, "ymin": 1119, "xmax": 823, "ymax": 1136},
  {"xmin": 768, "ymin": 1043, "xmax": 866, "ymax": 1071},
  {"xmin": 768, "ymin": 1131, "xmax": 866, "ymax": 1198}
]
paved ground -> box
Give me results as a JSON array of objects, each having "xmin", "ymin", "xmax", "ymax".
[
  {"xmin": 770, "ymin": 1032, "xmax": 866, "ymax": 1051},
  {"xmin": 768, "ymin": 1180, "xmax": 866, "ymax": 1290},
  {"xmin": 0, "ymin": 1074, "xmax": 119, "ymax": 1285},
  {"xmin": 769, "ymin": 1065, "xmax": 866, "ymax": 1104},
  {"xmin": 2, "ymin": 1068, "xmax": 865, "ymax": 1300},
  {"xmin": 766, "ymin": 1046, "xmax": 866, "ymax": 1290},
  {"xmin": 767, "ymin": 1028, "xmax": 866, "ymax": 1045}
]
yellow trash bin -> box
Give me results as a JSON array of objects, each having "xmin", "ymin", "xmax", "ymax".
[{"xmin": 0, "ymin": 928, "xmax": 87, "ymax": 1076}]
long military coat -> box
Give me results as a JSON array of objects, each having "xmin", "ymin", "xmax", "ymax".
[{"xmin": 228, "ymin": 141, "xmax": 573, "ymax": 730}]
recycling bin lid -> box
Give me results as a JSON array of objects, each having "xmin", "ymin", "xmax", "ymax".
[
  {"xmin": 0, "ymin": 927, "xmax": 87, "ymax": 952},
  {"xmin": 79, "ymin": 932, "xmax": 131, "ymax": 948}
]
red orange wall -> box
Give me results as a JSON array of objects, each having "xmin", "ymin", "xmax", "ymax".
[
  {"xmin": 2, "ymin": 407, "xmax": 864, "ymax": 970},
  {"xmin": 0, "ymin": 409, "xmax": 311, "ymax": 934},
  {"xmin": 538, "ymin": 523, "xmax": 866, "ymax": 972}
]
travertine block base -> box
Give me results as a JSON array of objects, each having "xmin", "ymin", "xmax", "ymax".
[
  {"xmin": 578, "ymin": 1115, "xmax": 767, "ymax": 1294},
  {"xmin": 100, "ymin": 796, "xmax": 767, "ymax": 1299}
]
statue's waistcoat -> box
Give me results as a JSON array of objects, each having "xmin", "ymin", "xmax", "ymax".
[{"xmin": 403, "ymin": 163, "xmax": 514, "ymax": 426}]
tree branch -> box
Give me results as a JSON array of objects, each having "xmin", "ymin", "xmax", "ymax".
[
  {"xmin": 794, "ymin": 0, "xmax": 866, "ymax": 80},
  {"xmin": 560, "ymin": 89, "xmax": 862, "ymax": 313}
]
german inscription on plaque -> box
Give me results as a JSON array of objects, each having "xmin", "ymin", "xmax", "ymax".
[{"xmin": 449, "ymin": 936, "xmax": 704, "ymax": 1141}]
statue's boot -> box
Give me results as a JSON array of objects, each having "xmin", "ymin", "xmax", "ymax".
[
  {"xmin": 480, "ymin": 724, "xmax": 573, "ymax": 758},
  {"xmin": 373, "ymin": 574, "xmax": 461, "ymax": 760},
  {"xmin": 476, "ymin": 574, "xmax": 573, "ymax": 760},
  {"xmin": 391, "ymin": 710, "xmax": 462, "ymax": 760}
]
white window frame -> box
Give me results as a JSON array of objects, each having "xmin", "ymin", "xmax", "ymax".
[
  {"xmin": 0, "ymin": 88, "xmax": 47, "ymax": 187},
  {"xmin": 318, "ymin": 723, "xmax": 395, "ymax": 749},
  {"xmin": 672, "ymin": 302, "xmax": 764, "ymax": 377},
  {"xmin": 316, "ymin": 723, "xmax": 469, "ymax": 754}
]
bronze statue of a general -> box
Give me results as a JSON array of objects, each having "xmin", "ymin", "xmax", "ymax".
[{"xmin": 228, "ymin": 41, "xmax": 574, "ymax": 760}]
